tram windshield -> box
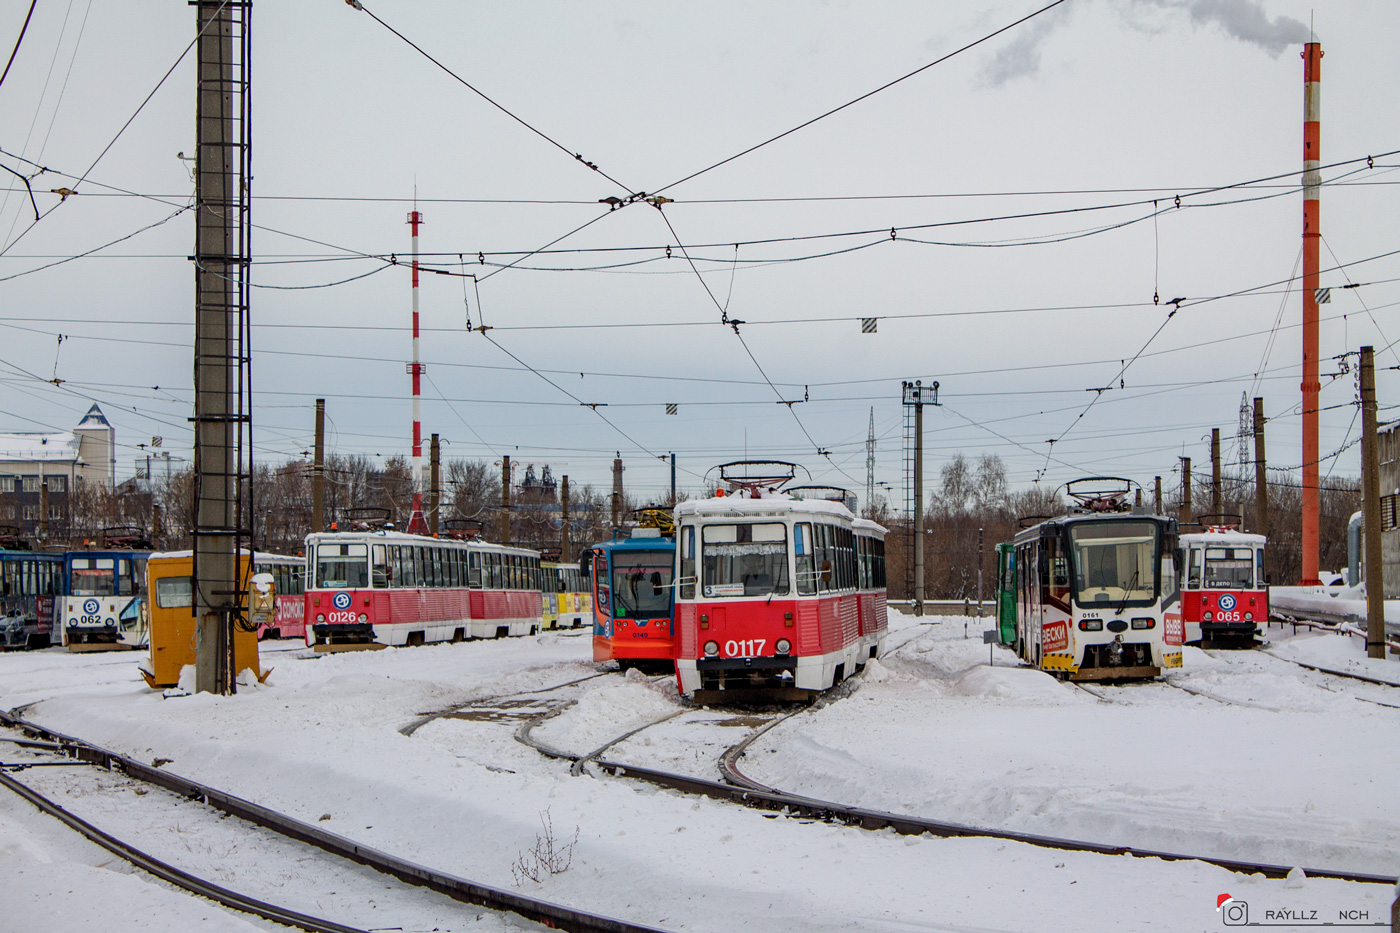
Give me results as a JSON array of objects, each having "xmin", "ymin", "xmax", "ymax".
[
  {"xmin": 69, "ymin": 558, "xmax": 117, "ymax": 596},
  {"xmin": 610, "ymin": 550, "xmax": 674, "ymax": 618},
  {"xmin": 1068, "ymin": 521, "xmax": 1158, "ymax": 607},
  {"xmin": 701, "ymin": 522, "xmax": 790, "ymax": 598},
  {"xmin": 315, "ymin": 543, "xmax": 369, "ymax": 589},
  {"xmin": 1204, "ymin": 547, "xmax": 1254, "ymax": 589}
]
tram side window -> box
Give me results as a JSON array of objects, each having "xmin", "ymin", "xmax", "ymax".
[
  {"xmin": 1187, "ymin": 548, "xmax": 1202, "ymax": 589},
  {"xmin": 371, "ymin": 545, "xmax": 389, "ymax": 588},
  {"xmin": 1257, "ymin": 548, "xmax": 1266, "ymax": 587},
  {"xmin": 679, "ymin": 526, "xmax": 696, "ymax": 599},
  {"xmin": 467, "ymin": 552, "xmax": 482, "ymax": 588},
  {"xmin": 794, "ymin": 523, "xmax": 815, "ymax": 595},
  {"xmin": 2, "ymin": 560, "xmax": 15, "ymax": 596},
  {"xmin": 316, "ymin": 543, "xmax": 369, "ymax": 589}
]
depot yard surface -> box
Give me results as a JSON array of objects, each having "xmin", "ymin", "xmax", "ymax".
[{"xmin": 2, "ymin": 615, "xmax": 1397, "ymax": 932}]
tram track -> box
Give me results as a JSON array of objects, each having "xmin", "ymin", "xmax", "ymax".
[
  {"xmin": 498, "ymin": 667, "xmax": 1394, "ymax": 886},
  {"xmin": 0, "ymin": 707, "xmax": 675, "ymax": 933}
]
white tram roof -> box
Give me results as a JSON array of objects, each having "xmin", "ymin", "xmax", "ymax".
[
  {"xmin": 303, "ymin": 529, "xmax": 540, "ymax": 556},
  {"xmin": 1180, "ymin": 528, "xmax": 1266, "ymax": 546},
  {"xmin": 147, "ymin": 549, "xmax": 301, "ymax": 563},
  {"xmin": 675, "ymin": 491, "xmax": 857, "ymax": 523}
]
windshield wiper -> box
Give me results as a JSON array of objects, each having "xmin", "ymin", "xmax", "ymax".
[{"xmin": 1116, "ymin": 569, "xmax": 1139, "ymax": 615}]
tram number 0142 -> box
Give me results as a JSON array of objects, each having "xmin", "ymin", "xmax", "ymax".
[{"xmin": 725, "ymin": 638, "xmax": 766, "ymax": 658}]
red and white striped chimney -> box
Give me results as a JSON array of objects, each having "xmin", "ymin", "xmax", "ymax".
[{"xmin": 1300, "ymin": 42, "xmax": 1322, "ymax": 584}]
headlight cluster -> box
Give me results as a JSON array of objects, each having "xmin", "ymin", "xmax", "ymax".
[
  {"xmin": 1078, "ymin": 620, "xmax": 1103, "ymax": 631},
  {"xmin": 1130, "ymin": 618, "xmax": 1155, "ymax": 630}
]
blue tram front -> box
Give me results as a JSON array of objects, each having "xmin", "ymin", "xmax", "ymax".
[{"xmin": 1011, "ymin": 481, "xmax": 1181, "ymax": 681}]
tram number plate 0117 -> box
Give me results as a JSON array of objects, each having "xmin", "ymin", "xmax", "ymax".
[
  {"xmin": 326, "ymin": 610, "xmax": 359, "ymax": 624},
  {"xmin": 724, "ymin": 638, "xmax": 766, "ymax": 658}
]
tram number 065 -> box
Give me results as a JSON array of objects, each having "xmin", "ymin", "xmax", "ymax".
[
  {"xmin": 1215, "ymin": 611, "xmax": 1242, "ymax": 623},
  {"xmin": 724, "ymin": 638, "xmax": 766, "ymax": 658}
]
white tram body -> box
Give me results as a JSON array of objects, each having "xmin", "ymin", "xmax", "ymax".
[
  {"xmin": 672, "ymin": 490, "xmax": 886, "ymax": 701},
  {"xmin": 1013, "ymin": 511, "xmax": 1182, "ymax": 681},
  {"xmin": 304, "ymin": 530, "xmax": 543, "ymax": 649}
]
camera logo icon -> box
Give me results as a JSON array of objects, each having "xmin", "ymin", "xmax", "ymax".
[{"xmin": 1217, "ymin": 894, "xmax": 1248, "ymax": 926}]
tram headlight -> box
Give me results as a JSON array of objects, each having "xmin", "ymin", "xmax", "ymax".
[
  {"xmin": 703, "ymin": 641, "xmax": 719, "ymax": 657},
  {"xmin": 316, "ymin": 613, "xmax": 325, "ymax": 623},
  {"xmin": 1203, "ymin": 611, "xmax": 1213, "ymax": 622},
  {"xmin": 775, "ymin": 638, "xmax": 791, "ymax": 654},
  {"xmin": 1244, "ymin": 612, "xmax": 1253, "ymax": 622},
  {"xmin": 1078, "ymin": 620, "xmax": 1103, "ymax": 631},
  {"xmin": 358, "ymin": 613, "xmax": 368, "ymax": 623},
  {"xmin": 1130, "ymin": 618, "xmax": 1155, "ymax": 630}
]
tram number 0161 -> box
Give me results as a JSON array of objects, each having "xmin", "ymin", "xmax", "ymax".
[{"xmin": 724, "ymin": 638, "xmax": 766, "ymax": 658}]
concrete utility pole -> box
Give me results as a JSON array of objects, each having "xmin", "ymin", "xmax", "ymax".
[
  {"xmin": 192, "ymin": 0, "xmax": 251, "ymax": 696},
  {"xmin": 976, "ymin": 527, "xmax": 984, "ymax": 617},
  {"xmin": 902, "ymin": 381, "xmax": 938, "ymax": 616},
  {"xmin": 611, "ymin": 453, "xmax": 623, "ymax": 528},
  {"xmin": 669, "ymin": 453, "xmax": 676, "ymax": 506},
  {"xmin": 312, "ymin": 399, "xmax": 324, "ymax": 535},
  {"xmin": 1179, "ymin": 457, "xmax": 1192, "ymax": 525},
  {"xmin": 1211, "ymin": 428, "xmax": 1222, "ymax": 516},
  {"xmin": 38, "ymin": 481, "xmax": 48, "ymax": 542},
  {"xmin": 560, "ymin": 475, "xmax": 571, "ymax": 562},
  {"xmin": 1154, "ymin": 476, "xmax": 1162, "ymax": 515},
  {"xmin": 500, "ymin": 455, "xmax": 511, "ymax": 544},
  {"xmin": 1359, "ymin": 346, "xmax": 1385, "ymax": 660},
  {"xmin": 429, "ymin": 434, "xmax": 440, "ymax": 537},
  {"xmin": 1253, "ymin": 397, "xmax": 1268, "ymax": 539}
]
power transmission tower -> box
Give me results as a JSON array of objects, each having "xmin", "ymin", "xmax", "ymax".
[
  {"xmin": 865, "ymin": 407, "xmax": 875, "ymax": 517},
  {"xmin": 193, "ymin": 0, "xmax": 252, "ymax": 696}
]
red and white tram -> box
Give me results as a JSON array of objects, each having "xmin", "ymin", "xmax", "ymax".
[
  {"xmin": 1180, "ymin": 522, "xmax": 1267, "ymax": 646},
  {"xmin": 673, "ymin": 463, "xmax": 882, "ymax": 703},
  {"xmin": 304, "ymin": 530, "xmax": 543, "ymax": 649}
]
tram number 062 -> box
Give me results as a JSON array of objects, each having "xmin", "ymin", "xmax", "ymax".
[{"xmin": 724, "ymin": 638, "xmax": 766, "ymax": 658}]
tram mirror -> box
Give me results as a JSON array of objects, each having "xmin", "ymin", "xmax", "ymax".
[
  {"xmin": 820, "ymin": 560, "xmax": 832, "ymax": 584},
  {"xmin": 650, "ymin": 571, "xmax": 662, "ymax": 595}
]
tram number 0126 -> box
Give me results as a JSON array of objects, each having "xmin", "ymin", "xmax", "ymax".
[
  {"xmin": 326, "ymin": 610, "xmax": 358, "ymax": 624},
  {"xmin": 725, "ymin": 638, "xmax": 766, "ymax": 658}
]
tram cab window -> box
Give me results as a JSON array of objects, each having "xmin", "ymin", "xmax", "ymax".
[
  {"xmin": 701, "ymin": 522, "xmax": 790, "ymax": 598},
  {"xmin": 611, "ymin": 550, "xmax": 673, "ymax": 618},
  {"xmin": 1204, "ymin": 547, "xmax": 1253, "ymax": 589},
  {"xmin": 678, "ymin": 526, "xmax": 696, "ymax": 599},
  {"xmin": 1187, "ymin": 548, "xmax": 1203, "ymax": 589},
  {"xmin": 315, "ymin": 543, "xmax": 369, "ymax": 589},
  {"xmin": 1069, "ymin": 521, "xmax": 1158, "ymax": 606},
  {"xmin": 117, "ymin": 559, "xmax": 133, "ymax": 596},
  {"xmin": 1257, "ymin": 548, "xmax": 1267, "ymax": 587}
]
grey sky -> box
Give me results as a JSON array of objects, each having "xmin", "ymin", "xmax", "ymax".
[{"xmin": 0, "ymin": 1, "xmax": 1396, "ymax": 511}]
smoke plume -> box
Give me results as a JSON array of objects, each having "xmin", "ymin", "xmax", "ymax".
[{"xmin": 1133, "ymin": 0, "xmax": 1312, "ymax": 56}]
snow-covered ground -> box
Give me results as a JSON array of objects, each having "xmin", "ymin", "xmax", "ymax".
[{"xmin": 2, "ymin": 616, "xmax": 1397, "ymax": 932}]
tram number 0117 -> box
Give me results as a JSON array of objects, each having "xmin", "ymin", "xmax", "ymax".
[{"xmin": 724, "ymin": 638, "xmax": 766, "ymax": 658}]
